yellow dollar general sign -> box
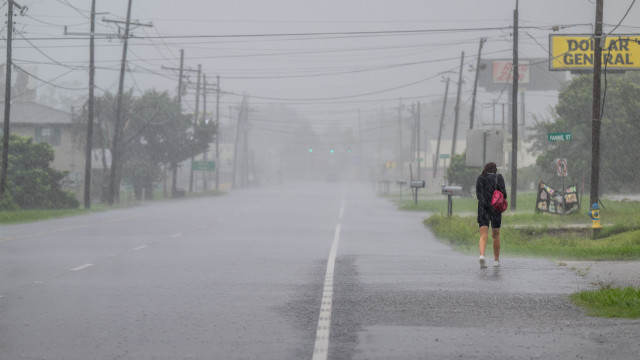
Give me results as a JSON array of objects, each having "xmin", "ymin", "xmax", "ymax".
[{"xmin": 549, "ymin": 34, "xmax": 640, "ymax": 71}]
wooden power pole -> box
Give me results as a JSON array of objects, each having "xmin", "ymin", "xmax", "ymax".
[
  {"xmin": 590, "ymin": 0, "xmax": 604, "ymax": 207},
  {"xmin": 511, "ymin": 1, "xmax": 519, "ymax": 211}
]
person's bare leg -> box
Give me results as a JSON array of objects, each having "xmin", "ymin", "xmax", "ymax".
[
  {"xmin": 479, "ymin": 226, "xmax": 489, "ymax": 256},
  {"xmin": 492, "ymin": 228, "xmax": 501, "ymax": 261}
]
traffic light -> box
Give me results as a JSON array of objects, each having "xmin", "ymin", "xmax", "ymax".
[
  {"xmin": 347, "ymin": 147, "xmax": 352, "ymax": 153},
  {"xmin": 308, "ymin": 148, "xmax": 313, "ymax": 153},
  {"xmin": 329, "ymin": 149, "xmax": 334, "ymax": 154}
]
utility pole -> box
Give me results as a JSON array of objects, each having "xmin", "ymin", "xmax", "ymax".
[
  {"xmin": 511, "ymin": 0, "xmax": 519, "ymax": 211},
  {"xmin": 1, "ymin": 0, "xmax": 20, "ymax": 196},
  {"xmin": 105, "ymin": 0, "xmax": 152, "ymax": 205},
  {"xmin": 397, "ymin": 100, "xmax": 403, "ymax": 180},
  {"xmin": 433, "ymin": 77, "xmax": 450, "ymax": 179},
  {"xmin": 590, "ymin": 0, "xmax": 604, "ymax": 207},
  {"xmin": 83, "ymin": 0, "xmax": 97, "ymax": 209},
  {"xmin": 202, "ymin": 73, "xmax": 208, "ymax": 191},
  {"xmin": 451, "ymin": 51, "xmax": 465, "ymax": 157},
  {"xmin": 416, "ymin": 102, "xmax": 421, "ymax": 180},
  {"xmin": 469, "ymin": 38, "xmax": 486, "ymax": 130},
  {"xmin": 215, "ymin": 75, "xmax": 220, "ymax": 192},
  {"xmin": 173, "ymin": 49, "xmax": 185, "ymax": 197},
  {"xmin": 232, "ymin": 96, "xmax": 247, "ymax": 189},
  {"xmin": 358, "ymin": 108, "xmax": 363, "ymax": 180},
  {"xmin": 188, "ymin": 64, "xmax": 202, "ymax": 193}
]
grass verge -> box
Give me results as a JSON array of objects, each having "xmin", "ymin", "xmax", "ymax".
[
  {"xmin": 570, "ymin": 287, "xmax": 640, "ymax": 318},
  {"xmin": 0, "ymin": 205, "xmax": 107, "ymax": 225}
]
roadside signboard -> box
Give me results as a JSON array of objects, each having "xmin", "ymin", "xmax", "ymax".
[
  {"xmin": 548, "ymin": 132, "xmax": 572, "ymax": 141},
  {"xmin": 191, "ymin": 160, "xmax": 215, "ymax": 171},
  {"xmin": 492, "ymin": 60, "xmax": 530, "ymax": 83},
  {"xmin": 549, "ymin": 34, "xmax": 640, "ymax": 71},
  {"xmin": 536, "ymin": 181, "xmax": 579, "ymax": 215},
  {"xmin": 439, "ymin": 154, "xmax": 450, "ymax": 159}
]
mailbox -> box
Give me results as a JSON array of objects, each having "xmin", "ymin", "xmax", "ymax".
[
  {"xmin": 441, "ymin": 186, "xmax": 462, "ymax": 196},
  {"xmin": 410, "ymin": 180, "xmax": 425, "ymax": 188},
  {"xmin": 441, "ymin": 186, "xmax": 462, "ymax": 216}
]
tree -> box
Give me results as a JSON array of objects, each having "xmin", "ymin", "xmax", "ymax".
[
  {"xmin": 528, "ymin": 73, "xmax": 640, "ymax": 193},
  {"xmin": 84, "ymin": 89, "xmax": 216, "ymax": 201},
  {"xmin": 0, "ymin": 135, "xmax": 79, "ymax": 209},
  {"xmin": 446, "ymin": 152, "xmax": 480, "ymax": 196}
]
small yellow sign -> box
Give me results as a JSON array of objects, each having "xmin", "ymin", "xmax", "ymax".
[{"xmin": 549, "ymin": 34, "xmax": 640, "ymax": 71}]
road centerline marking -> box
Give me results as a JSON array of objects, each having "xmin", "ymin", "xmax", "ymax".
[
  {"xmin": 312, "ymin": 199, "xmax": 345, "ymax": 360},
  {"xmin": 70, "ymin": 263, "xmax": 94, "ymax": 272},
  {"xmin": 133, "ymin": 245, "xmax": 147, "ymax": 251}
]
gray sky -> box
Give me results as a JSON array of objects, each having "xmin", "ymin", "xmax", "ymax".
[{"xmin": 6, "ymin": 0, "xmax": 640, "ymax": 130}]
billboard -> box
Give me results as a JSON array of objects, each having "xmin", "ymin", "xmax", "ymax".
[
  {"xmin": 492, "ymin": 60, "xmax": 530, "ymax": 84},
  {"xmin": 549, "ymin": 34, "xmax": 640, "ymax": 71},
  {"xmin": 465, "ymin": 129, "xmax": 504, "ymax": 167},
  {"xmin": 478, "ymin": 58, "xmax": 567, "ymax": 92}
]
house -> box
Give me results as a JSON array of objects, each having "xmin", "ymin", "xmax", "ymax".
[{"xmin": 0, "ymin": 101, "xmax": 86, "ymax": 199}]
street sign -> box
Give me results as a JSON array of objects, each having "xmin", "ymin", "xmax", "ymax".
[
  {"xmin": 556, "ymin": 158, "xmax": 568, "ymax": 177},
  {"xmin": 548, "ymin": 132, "xmax": 572, "ymax": 141},
  {"xmin": 385, "ymin": 160, "xmax": 396, "ymax": 169},
  {"xmin": 191, "ymin": 160, "xmax": 216, "ymax": 171},
  {"xmin": 439, "ymin": 154, "xmax": 450, "ymax": 159}
]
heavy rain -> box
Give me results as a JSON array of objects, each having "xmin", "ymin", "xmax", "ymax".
[{"xmin": 1, "ymin": 1, "xmax": 640, "ymax": 359}]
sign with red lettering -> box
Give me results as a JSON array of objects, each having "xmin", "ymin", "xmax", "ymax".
[{"xmin": 492, "ymin": 60, "xmax": 530, "ymax": 83}]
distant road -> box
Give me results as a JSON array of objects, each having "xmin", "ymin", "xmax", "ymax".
[{"xmin": 1, "ymin": 182, "xmax": 638, "ymax": 359}]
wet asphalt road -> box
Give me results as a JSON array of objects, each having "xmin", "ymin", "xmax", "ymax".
[{"xmin": 0, "ymin": 181, "xmax": 639, "ymax": 360}]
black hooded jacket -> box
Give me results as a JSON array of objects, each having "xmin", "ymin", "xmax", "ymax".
[{"xmin": 476, "ymin": 173, "xmax": 507, "ymax": 210}]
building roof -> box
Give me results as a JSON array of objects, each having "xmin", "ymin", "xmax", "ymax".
[{"xmin": 0, "ymin": 101, "xmax": 73, "ymax": 125}]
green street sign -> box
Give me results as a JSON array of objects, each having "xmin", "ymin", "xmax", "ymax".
[
  {"xmin": 439, "ymin": 154, "xmax": 450, "ymax": 159},
  {"xmin": 548, "ymin": 132, "xmax": 572, "ymax": 141},
  {"xmin": 191, "ymin": 160, "xmax": 216, "ymax": 171}
]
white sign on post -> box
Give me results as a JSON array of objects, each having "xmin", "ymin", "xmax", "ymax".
[{"xmin": 466, "ymin": 129, "xmax": 504, "ymax": 167}]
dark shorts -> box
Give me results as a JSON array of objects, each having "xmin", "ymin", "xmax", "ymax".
[{"xmin": 478, "ymin": 206, "xmax": 502, "ymax": 228}]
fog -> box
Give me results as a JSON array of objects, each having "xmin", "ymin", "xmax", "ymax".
[{"xmin": 5, "ymin": 1, "xmax": 638, "ymax": 194}]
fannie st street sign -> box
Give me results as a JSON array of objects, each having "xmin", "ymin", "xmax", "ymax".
[{"xmin": 548, "ymin": 132, "xmax": 572, "ymax": 141}]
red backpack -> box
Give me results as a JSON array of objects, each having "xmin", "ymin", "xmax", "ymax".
[{"xmin": 490, "ymin": 175, "xmax": 508, "ymax": 213}]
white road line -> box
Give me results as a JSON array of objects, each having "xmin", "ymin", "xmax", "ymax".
[
  {"xmin": 312, "ymin": 199, "xmax": 345, "ymax": 360},
  {"xmin": 133, "ymin": 245, "xmax": 147, "ymax": 251},
  {"xmin": 70, "ymin": 263, "xmax": 94, "ymax": 272},
  {"xmin": 172, "ymin": 233, "xmax": 183, "ymax": 238},
  {"xmin": 200, "ymin": 224, "xmax": 210, "ymax": 229}
]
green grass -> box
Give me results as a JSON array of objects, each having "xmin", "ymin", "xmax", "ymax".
[
  {"xmin": 424, "ymin": 212, "xmax": 640, "ymax": 260},
  {"xmin": 570, "ymin": 287, "xmax": 640, "ymax": 318},
  {"xmin": 0, "ymin": 205, "xmax": 108, "ymax": 225}
]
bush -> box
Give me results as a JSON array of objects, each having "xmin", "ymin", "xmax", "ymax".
[{"xmin": 0, "ymin": 135, "xmax": 79, "ymax": 210}]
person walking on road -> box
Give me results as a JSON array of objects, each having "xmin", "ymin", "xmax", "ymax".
[{"xmin": 475, "ymin": 162, "xmax": 506, "ymax": 269}]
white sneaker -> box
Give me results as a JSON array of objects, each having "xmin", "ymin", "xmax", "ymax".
[
  {"xmin": 493, "ymin": 260, "xmax": 501, "ymax": 267},
  {"xmin": 479, "ymin": 256, "xmax": 487, "ymax": 268}
]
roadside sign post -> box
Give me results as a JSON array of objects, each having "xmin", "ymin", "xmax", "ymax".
[
  {"xmin": 549, "ymin": 132, "xmax": 571, "ymax": 212},
  {"xmin": 191, "ymin": 160, "xmax": 216, "ymax": 172},
  {"xmin": 440, "ymin": 154, "xmax": 450, "ymax": 186}
]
